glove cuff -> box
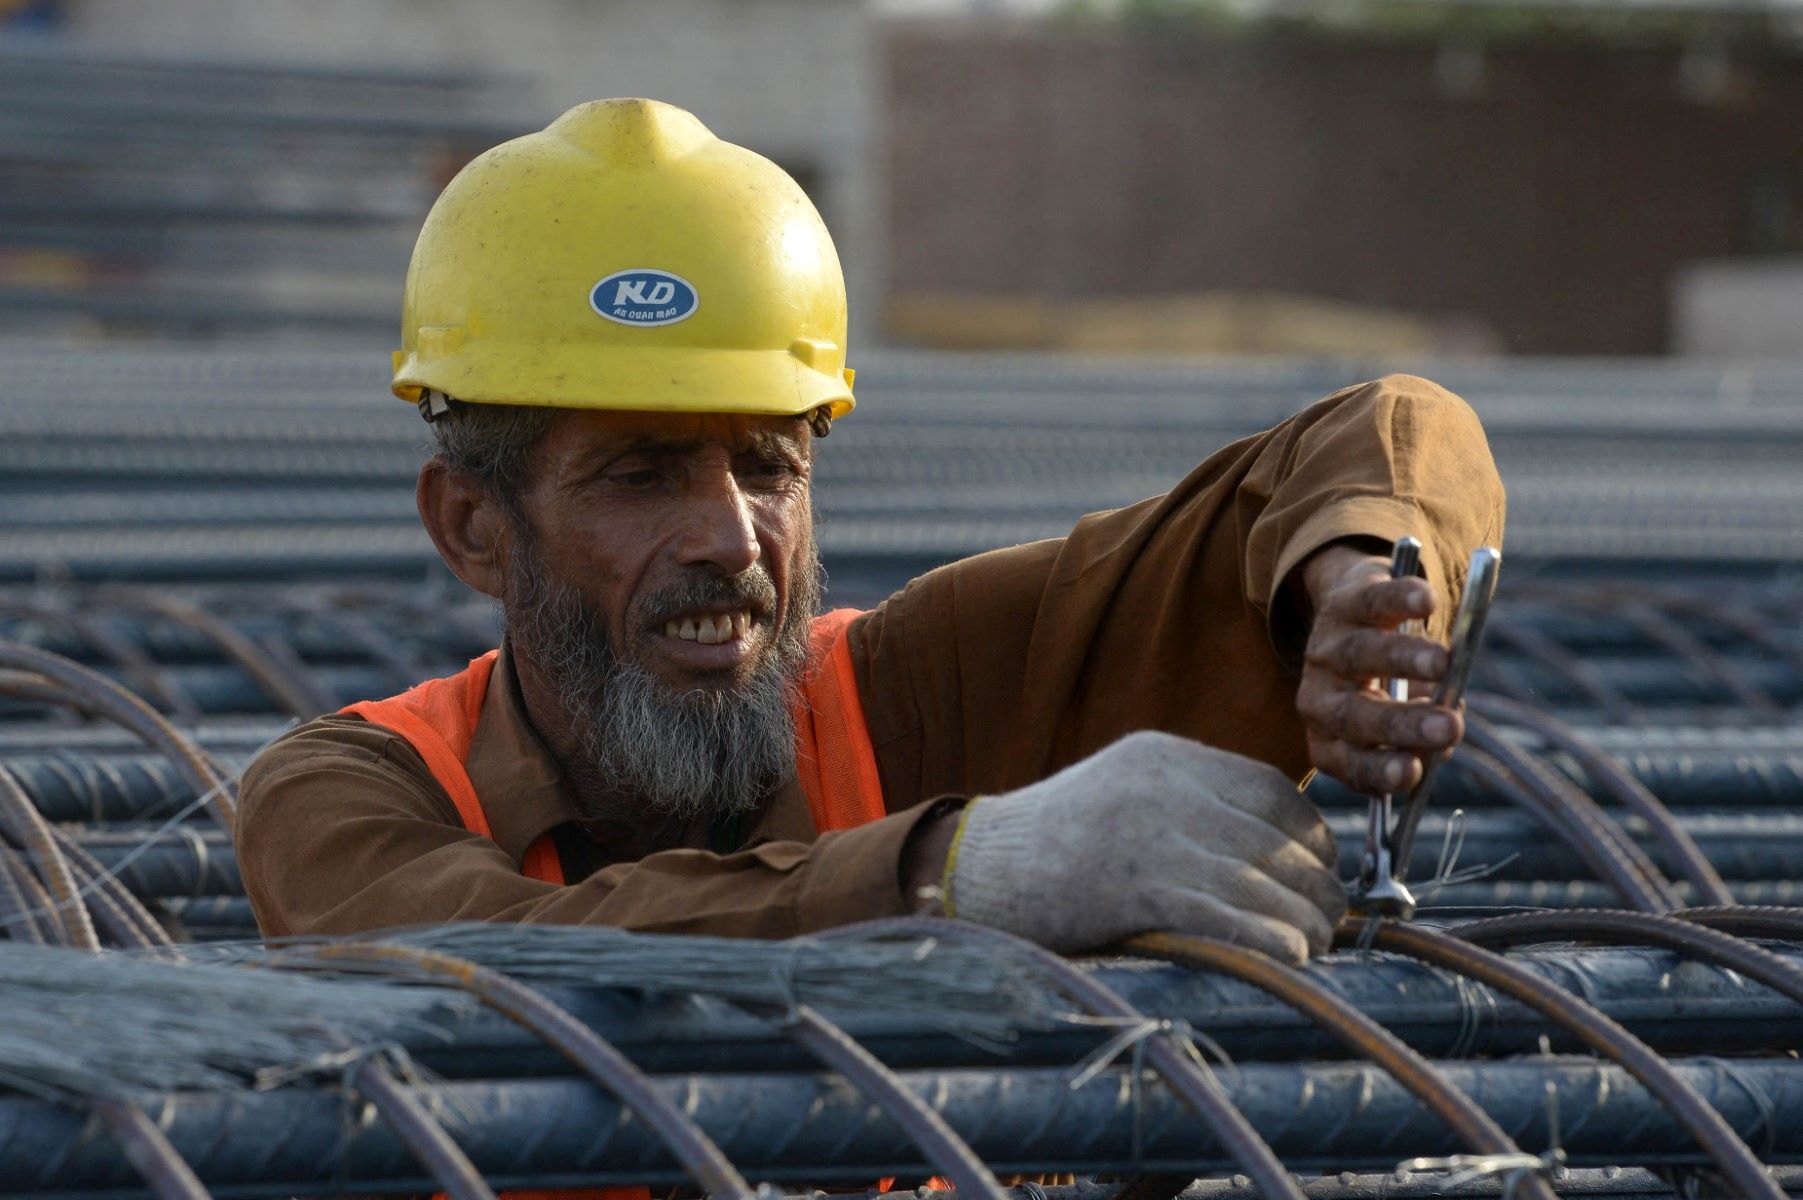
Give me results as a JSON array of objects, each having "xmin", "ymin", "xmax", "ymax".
[{"xmin": 943, "ymin": 792, "xmax": 1040, "ymax": 930}]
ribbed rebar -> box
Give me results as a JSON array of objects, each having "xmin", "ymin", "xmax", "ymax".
[
  {"xmin": 816, "ymin": 917, "xmax": 1307, "ymax": 1200},
  {"xmin": 90, "ymin": 1098, "xmax": 213, "ymax": 1200},
  {"xmin": 0, "ymin": 641, "xmax": 235, "ymax": 828},
  {"xmin": 270, "ymin": 940, "xmax": 757, "ymax": 1200},
  {"xmin": 0, "ymin": 763, "xmax": 98, "ymax": 949},
  {"xmin": 344, "ymin": 1056, "xmax": 498, "ymax": 1200},
  {"xmin": 1464, "ymin": 716, "xmax": 1679, "ymax": 909},
  {"xmin": 1452, "ymin": 746, "xmax": 1669, "ymax": 911},
  {"xmin": 48, "ymin": 826, "xmax": 172, "ymax": 949},
  {"xmin": 0, "ymin": 842, "xmax": 48, "ymax": 943},
  {"xmin": 774, "ymin": 1003, "xmax": 1007, "ymax": 1200},
  {"xmin": 1466, "ymin": 694, "xmax": 1733, "ymax": 906},
  {"xmin": 1450, "ymin": 909, "xmax": 1803, "ymax": 1007},
  {"xmin": 1674, "ymin": 906, "xmax": 1803, "ymax": 942},
  {"xmin": 1122, "ymin": 932, "xmax": 1557, "ymax": 1200},
  {"xmin": 95, "ymin": 587, "xmax": 334, "ymax": 718},
  {"xmin": 1342, "ymin": 918, "xmax": 1783, "ymax": 1200},
  {"xmin": 1481, "ymin": 621, "xmax": 1637, "ymax": 720}
]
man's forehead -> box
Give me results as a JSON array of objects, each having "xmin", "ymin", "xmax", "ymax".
[{"xmin": 548, "ymin": 408, "xmax": 809, "ymax": 454}]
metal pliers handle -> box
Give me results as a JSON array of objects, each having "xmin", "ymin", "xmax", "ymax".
[{"xmin": 1352, "ymin": 542, "xmax": 1502, "ymax": 921}]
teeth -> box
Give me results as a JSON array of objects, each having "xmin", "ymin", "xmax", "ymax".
[{"xmin": 663, "ymin": 610, "xmax": 752, "ymax": 645}]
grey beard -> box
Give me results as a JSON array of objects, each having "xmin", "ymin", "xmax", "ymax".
[{"xmin": 506, "ymin": 545, "xmax": 821, "ymax": 822}]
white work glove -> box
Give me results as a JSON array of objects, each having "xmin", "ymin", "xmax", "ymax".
[{"xmin": 945, "ymin": 730, "xmax": 1346, "ymax": 963}]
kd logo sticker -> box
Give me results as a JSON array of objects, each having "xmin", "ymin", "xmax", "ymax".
[{"xmin": 591, "ymin": 269, "xmax": 699, "ymax": 326}]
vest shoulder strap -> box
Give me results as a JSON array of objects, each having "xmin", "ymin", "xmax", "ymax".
[
  {"xmin": 343, "ymin": 650, "xmax": 498, "ymax": 840},
  {"xmin": 795, "ymin": 608, "xmax": 887, "ymax": 831},
  {"xmin": 342, "ymin": 651, "xmax": 566, "ymax": 883}
]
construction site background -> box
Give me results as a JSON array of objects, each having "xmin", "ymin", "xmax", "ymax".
[{"xmin": 5, "ymin": 0, "xmax": 1802, "ymax": 356}]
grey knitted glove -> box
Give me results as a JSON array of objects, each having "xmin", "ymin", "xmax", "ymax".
[{"xmin": 944, "ymin": 730, "xmax": 1346, "ymax": 962}]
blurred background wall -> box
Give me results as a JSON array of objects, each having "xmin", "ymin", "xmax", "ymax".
[
  {"xmin": 4, "ymin": 0, "xmax": 1802, "ymax": 355},
  {"xmin": 886, "ymin": 21, "xmax": 1803, "ymax": 356}
]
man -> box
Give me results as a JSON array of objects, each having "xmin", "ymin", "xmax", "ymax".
[{"xmin": 237, "ymin": 99, "xmax": 1504, "ymax": 964}]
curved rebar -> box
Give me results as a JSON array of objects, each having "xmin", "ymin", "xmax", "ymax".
[
  {"xmin": 1341, "ymin": 918, "xmax": 1784, "ymax": 1200},
  {"xmin": 814, "ymin": 916, "xmax": 1307, "ymax": 1200},
  {"xmin": 1467, "ymin": 694, "xmax": 1733, "ymax": 906},
  {"xmin": 0, "ymin": 843, "xmax": 48, "ymax": 944},
  {"xmin": 1122, "ymin": 931, "xmax": 1558, "ymax": 1200},
  {"xmin": 1674, "ymin": 906, "xmax": 1803, "ymax": 941},
  {"xmin": 1451, "ymin": 909, "xmax": 1803, "ymax": 1007},
  {"xmin": 0, "ymin": 599, "xmax": 199, "ymax": 721},
  {"xmin": 48, "ymin": 827, "xmax": 172, "ymax": 950},
  {"xmin": 0, "ymin": 641, "xmax": 236, "ymax": 829},
  {"xmin": 774, "ymin": 1003, "xmax": 1008, "ymax": 1200},
  {"xmin": 270, "ymin": 941, "xmax": 758, "ymax": 1200},
  {"xmin": 1454, "ymin": 746, "xmax": 1669, "ymax": 912},
  {"xmin": 92, "ymin": 1098, "xmax": 213, "ymax": 1200},
  {"xmin": 1638, "ymin": 590, "xmax": 1803, "ymax": 685},
  {"xmin": 1610, "ymin": 600, "xmax": 1780, "ymax": 715},
  {"xmin": 0, "ymin": 764, "xmax": 98, "ymax": 949},
  {"xmin": 96, "ymin": 587, "xmax": 334, "ymax": 719},
  {"xmin": 1481, "ymin": 620, "xmax": 1637, "ymax": 721},
  {"xmin": 344, "ymin": 1056, "xmax": 498, "ymax": 1200},
  {"xmin": 287, "ymin": 599, "xmax": 428, "ymax": 695},
  {"xmin": 1463, "ymin": 717, "xmax": 1679, "ymax": 910}
]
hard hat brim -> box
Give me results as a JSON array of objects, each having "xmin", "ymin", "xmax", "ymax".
[{"xmin": 393, "ymin": 343, "xmax": 855, "ymax": 419}]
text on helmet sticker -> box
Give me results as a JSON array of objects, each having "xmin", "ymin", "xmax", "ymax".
[{"xmin": 590, "ymin": 269, "xmax": 699, "ymax": 327}]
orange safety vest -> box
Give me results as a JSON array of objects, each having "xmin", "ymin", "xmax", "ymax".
[{"xmin": 342, "ymin": 609, "xmax": 890, "ymax": 1200}]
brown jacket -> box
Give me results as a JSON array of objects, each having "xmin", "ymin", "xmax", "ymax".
[{"xmin": 236, "ymin": 374, "xmax": 1505, "ymax": 939}]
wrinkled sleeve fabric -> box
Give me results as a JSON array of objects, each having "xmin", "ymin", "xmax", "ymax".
[
  {"xmin": 235, "ymin": 718, "xmax": 932, "ymax": 939},
  {"xmin": 849, "ymin": 374, "xmax": 1506, "ymax": 807}
]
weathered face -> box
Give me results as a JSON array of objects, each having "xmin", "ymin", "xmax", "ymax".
[
  {"xmin": 485, "ymin": 408, "xmax": 822, "ymax": 818},
  {"xmin": 507, "ymin": 409, "xmax": 817, "ymax": 693}
]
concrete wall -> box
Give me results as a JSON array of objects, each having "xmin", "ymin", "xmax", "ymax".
[
  {"xmin": 68, "ymin": 0, "xmax": 887, "ymax": 343},
  {"xmin": 885, "ymin": 23, "xmax": 1803, "ymax": 354}
]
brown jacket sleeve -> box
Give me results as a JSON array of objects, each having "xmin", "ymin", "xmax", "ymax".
[
  {"xmin": 850, "ymin": 373, "xmax": 1506, "ymax": 808},
  {"xmin": 235, "ymin": 717, "xmax": 939, "ymax": 939}
]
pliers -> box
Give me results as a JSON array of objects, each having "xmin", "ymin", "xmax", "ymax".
[{"xmin": 1353, "ymin": 541, "xmax": 1502, "ymax": 920}]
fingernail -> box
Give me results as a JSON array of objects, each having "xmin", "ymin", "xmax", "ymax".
[
  {"xmin": 1422, "ymin": 715, "xmax": 1454, "ymax": 742},
  {"xmin": 1413, "ymin": 650, "xmax": 1437, "ymax": 677},
  {"xmin": 1384, "ymin": 759, "xmax": 1405, "ymax": 787}
]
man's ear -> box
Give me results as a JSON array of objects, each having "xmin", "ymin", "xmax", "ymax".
[{"xmin": 417, "ymin": 459, "xmax": 514, "ymax": 601}]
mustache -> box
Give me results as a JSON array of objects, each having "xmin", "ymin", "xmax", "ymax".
[{"xmin": 635, "ymin": 569, "xmax": 779, "ymax": 627}]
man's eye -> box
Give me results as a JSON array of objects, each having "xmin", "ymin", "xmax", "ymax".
[
  {"xmin": 608, "ymin": 467, "xmax": 667, "ymax": 490},
  {"xmin": 741, "ymin": 459, "xmax": 799, "ymax": 485}
]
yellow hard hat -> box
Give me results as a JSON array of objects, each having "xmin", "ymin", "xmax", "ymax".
[{"xmin": 392, "ymin": 98, "xmax": 855, "ymax": 421}]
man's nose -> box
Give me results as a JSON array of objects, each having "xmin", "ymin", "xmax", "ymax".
[{"xmin": 674, "ymin": 466, "xmax": 761, "ymax": 575}]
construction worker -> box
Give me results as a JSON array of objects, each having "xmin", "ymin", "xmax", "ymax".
[{"xmin": 236, "ymin": 99, "xmax": 1504, "ymax": 964}]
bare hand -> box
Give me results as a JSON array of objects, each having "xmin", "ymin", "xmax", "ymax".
[{"xmin": 1294, "ymin": 543, "xmax": 1462, "ymax": 794}]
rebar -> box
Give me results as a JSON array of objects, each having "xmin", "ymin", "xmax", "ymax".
[
  {"xmin": 0, "ymin": 640, "xmax": 235, "ymax": 828},
  {"xmin": 90, "ymin": 1097, "xmax": 213, "ymax": 1200},
  {"xmin": 1464, "ymin": 694, "xmax": 1733, "ymax": 905},
  {"xmin": 1122, "ymin": 932, "xmax": 1557, "ymax": 1200},
  {"xmin": 1341, "ymin": 918, "xmax": 1784, "ymax": 1200},
  {"xmin": 268, "ymin": 940, "xmax": 758, "ymax": 1200},
  {"xmin": 1450, "ymin": 909, "xmax": 1803, "ymax": 1007},
  {"xmin": 1462, "ymin": 717, "xmax": 1679, "ymax": 910},
  {"xmin": 4, "ymin": 1057, "xmax": 1803, "ymax": 1189},
  {"xmin": 344, "ymin": 1056, "xmax": 498, "ymax": 1200},
  {"xmin": 814, "ymin": 917, "xmax": 1307, "ymax": 1200}
]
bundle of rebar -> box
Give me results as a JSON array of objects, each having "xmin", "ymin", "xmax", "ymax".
[
  {"xmin": 2, "ymin": 916, "xmax": 1803, "ymax": 1196},
  {"xmin": 6, "ymin": 347, "xmax": 1803, "ymax": 585}
]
